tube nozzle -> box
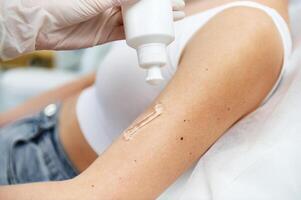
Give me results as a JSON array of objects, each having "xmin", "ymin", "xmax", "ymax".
[{"xmin": 146, "ymin": 65, "xmax": 164, "ymax": 85}]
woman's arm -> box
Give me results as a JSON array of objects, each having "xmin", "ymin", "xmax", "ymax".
[
  {"xmin": 75, "ymin": 7, "xmax": 285, "ymax": 199},
  {"xmin": 0, "ymin": 5, "xmax": 286, "ymax": 200},
  {"xmin": 0, "ymin": 73, "xmax": 95, "ymax": 126}
]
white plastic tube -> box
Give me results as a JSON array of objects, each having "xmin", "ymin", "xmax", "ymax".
[{"xmin": 122, "ymin": 0, "xmax": 175, "ymax": 85}]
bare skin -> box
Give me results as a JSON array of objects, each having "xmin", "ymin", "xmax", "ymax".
[{"xmin": 0, "ymin": 0, "xmax": 289, "ymax": 199}]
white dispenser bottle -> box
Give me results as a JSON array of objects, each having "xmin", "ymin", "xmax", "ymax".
[{"xmin": 122, "ymin": 0, "xmax": 175, "ymax": 85}]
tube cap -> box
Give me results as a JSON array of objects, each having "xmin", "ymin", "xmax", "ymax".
[
  {"xmin": 137, "ymin": 43, "xmax": 167, "ymax": 68},
  {"xmin": 137, "ymin": 43, "xmax": 167, "ymax": 85},
  {"xmin": 146, "ymin": 65, "xmax": 164, "ymax": 85}
]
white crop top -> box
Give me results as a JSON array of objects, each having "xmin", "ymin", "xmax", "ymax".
[{"xmin": 76, "ymin": 1, "xmax": 292, "ymax": 155}]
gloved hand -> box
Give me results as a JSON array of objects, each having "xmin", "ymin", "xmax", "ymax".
[{"xmin": 0, "ymin": 0, "xmax": 185, "ymax": 60}]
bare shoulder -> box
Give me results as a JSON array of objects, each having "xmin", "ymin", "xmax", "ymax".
[
  {"xmin": 186, "ymin": 0, "xmax": 289, "ymax": 23},
  {"xmin": 253, "ymin": 0, "xmax": 289, "ymax": 20}
]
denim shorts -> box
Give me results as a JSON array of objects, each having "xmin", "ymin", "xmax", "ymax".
[{"xmin": 0, "ymin": 104, "xmax": 78, "ymax": 185}]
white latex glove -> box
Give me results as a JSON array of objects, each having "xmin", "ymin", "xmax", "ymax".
[{"xmin": 0, "ymin": 0, "xmax": 185, "ymax": 61}]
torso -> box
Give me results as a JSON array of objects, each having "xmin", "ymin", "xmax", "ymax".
[
  {"xmin": 58, "ymin": 0, "xmax": 289, "ymax": 173},
  {"xmin": 59, "ymin": 95, "xmax": 97, "ymax": 172}
]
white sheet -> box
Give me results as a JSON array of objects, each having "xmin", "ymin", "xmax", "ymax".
[{"xmin": 290, "ymin": 0, "xmax": 301, "ymax": 47}]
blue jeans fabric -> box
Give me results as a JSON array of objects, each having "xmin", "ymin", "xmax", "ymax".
[{"xmin": 0, "ymin": 104, "xmax": 78, "ymax": 185}]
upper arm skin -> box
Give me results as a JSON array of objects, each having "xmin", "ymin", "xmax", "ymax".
[
  {"xmin": 75, "ymin": 7, "xmax": 284, "ymax": 200},
  {"xmin": 0, "ymin": 6, "xmax": 285, "ymax": 200}
]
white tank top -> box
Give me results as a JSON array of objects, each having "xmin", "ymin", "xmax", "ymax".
[{"xmin": 76, "ymin": 1, "xmax": 292, "ymax": 155}]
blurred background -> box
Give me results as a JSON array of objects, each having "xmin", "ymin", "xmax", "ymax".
[
  {"xmin": 0, "ymin": 44, "xmax": 111, "ymax": 112},
  {"xmin": 0, "ymin": 0, "xmax": 301, "ymax": 113}
]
